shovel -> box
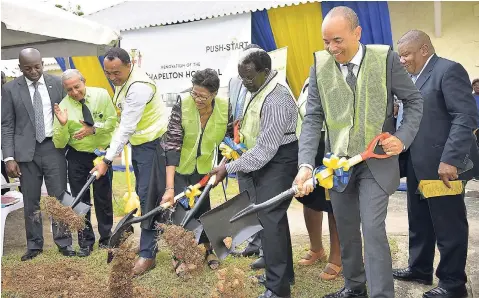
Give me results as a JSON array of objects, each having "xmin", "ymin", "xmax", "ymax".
[
  {"xmin": 57, "ymin": 171, "xmax": 99, "ymax": 216},
  {"xmin": 108, "ymin": 174, "xmax": 210, "ymax": 251},
  {"xmin": 230, "ymin": 133, "xmax": 392, "ymax": 223},
  {"xmin": 199, "ymin": 190, "xmax": 263, "ymax": 260}
]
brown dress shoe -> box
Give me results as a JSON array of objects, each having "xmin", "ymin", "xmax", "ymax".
[{"xmin": 132, "ymin": 257, "xmax": 156, "ymax": 276}]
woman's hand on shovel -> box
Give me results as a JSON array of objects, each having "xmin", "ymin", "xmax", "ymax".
[{"xmin": 160, "ymin": 189, "xmax": 175, "ymax": 206}]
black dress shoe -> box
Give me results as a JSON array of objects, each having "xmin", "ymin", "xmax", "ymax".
[
  {"xmin": 258, "ymin": 289, "xmax": 291, "ymax": 298},
  {"xmin": 231, "ymin": 244, "xmax": 260, "ymax": 257},
  {"xmin": 393, "ymin": 267, "xmax": 433, "ymax": 285},
  {"xmin": 251, "ymin": 256, "xmax": 266, "ymax": 270},
  {"xmin": 58, "ymin": 246, "xmax": 76, "ymax": 257},
  {"xmin": 21, "ymin": 249, "xmax": 43, "ymax": 261},
  {"xmin": 256, "ymin": 274, "xmax": 295, "ymax": 286},
  {"xmin": 323, "ymin": 287, "xmax": 368, "ymax": 298},
  {"xmin": 77, "ymin": 246, "xmax": 93, "ymax": 257},
  {"xmin": 423, "ymin": 286, "xmax": 467, "ymax": 298}
]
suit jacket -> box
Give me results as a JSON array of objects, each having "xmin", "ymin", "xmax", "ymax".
[
  {"xmin": 1, "ymin": 73, "xmax": 66, "ymax": 162},
  {"xmin": 408, "ymin": 54, "xmax": 478, "ymax": 181},
  {"xmin": 298, "ymin": 46, "xmax": 424, "ymax": 195}
]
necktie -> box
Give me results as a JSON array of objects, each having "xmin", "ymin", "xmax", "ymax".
[
  {"xmin": 79, "ymin": 98, "xmax": 94, "ymax": 127},
  {"xmin": 345, "ymin": 63, "xmax": 357, "ymax": 94},
  {"xmin": 33, "ymin": 82, "xmax": 46, "ymax": 143},
  {"xmin": 411, "ymin": 74, "xmax": 418, "ymax": 84}
]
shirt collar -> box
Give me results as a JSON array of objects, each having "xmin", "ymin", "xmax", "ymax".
[
  {"xmin": 413, "ymin": 54, "xmax": 434, "ymax": 80},
  {"xmin": 343, "ymin": 43, "xmax": 364, "ymax": 67},
  {"xmin": 25, "ymin": 75, "xmax": 46, "ymax": 87}
]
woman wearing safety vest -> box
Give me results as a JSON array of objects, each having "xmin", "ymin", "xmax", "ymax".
[{"xmin": 158, "ymin": 68, "xmax": 233, "ymax": 275}]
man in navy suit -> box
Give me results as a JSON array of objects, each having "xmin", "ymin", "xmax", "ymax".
[{"xmin": 393, "ymin": 30, "xmax": 477, "ymax": 298}]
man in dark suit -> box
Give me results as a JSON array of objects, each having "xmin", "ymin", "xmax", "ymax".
[
  {"xmin": 392, "ymin": 30, "xmax": 476, "ymax": 298},
  {"xmin": 1, "ymin": 48, "xmax": 76, "ymax": 260},
  {"xmin": 294, "ymin": 7, "xmax": 423, "ymax": 298}
]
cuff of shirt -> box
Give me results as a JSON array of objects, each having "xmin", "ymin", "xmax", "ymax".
[
  {"xmin": 298, "ymin": 163, "xmax": 314, "ymax": 171},
  {"xmin": 225, "ymin": 161, "xmax": 239, "ymax": 174},
  {"xmin": 165, "ymin": 150, "xmax": 180, "ymax": 167},
  {"xmin": 3, "ymin": 157, "xmax": 14, "ymax": 162}
]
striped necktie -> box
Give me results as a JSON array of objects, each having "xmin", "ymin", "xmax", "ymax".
[
  {"xmin": 33, "ymin": 81, "xmax": 46, "ymax": 143},
  {"xmin": 345, "ymin": 63, "xmax": 357, "ymax": 94}
]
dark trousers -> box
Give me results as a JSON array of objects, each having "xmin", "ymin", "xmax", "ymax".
[
  {"xmin": 17, "ymin": 138, "xmax": 72, "ymax": 250},
  {"xmin": 133, "ymin": 138, "xmax": 160, "ymax": 259},
  {"xmin": 407, "ymin": 155, "xmax": 468, "ymax": 290},
  {"xmin": 237, "ymin": 172, "xmax": 262, "ymax": 252},
  {"xmin": 67, "ymin": 148, "xmax": 113, "ymax": 248},
  {"xmin": 246, "ymin": 141, "xmax": 298, "ymax": 296},
  {"xmin": 1, "ymin": 160, "xmax": 8, "ymax": 195}
]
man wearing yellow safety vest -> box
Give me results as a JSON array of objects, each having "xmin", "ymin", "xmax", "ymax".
[
  {"xmin": 155, "ymin": 69, "xmax": 233, "ymax": 275},
  {"xmin": 91, "ymin": 47, "xmax": 168, "ymax": 275},
  {"xmin": 294, "ymin": 7, "xmax": 423, "ymax": 298},
  {"xmin": 53, "ymin": 69, "xmax": 117, "ymax": 257},
  {"xmin": 210, "ymin": 46, "xmax": 298, "ymax": 298}
]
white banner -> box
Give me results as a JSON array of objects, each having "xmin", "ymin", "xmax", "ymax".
[
  {"xmin": 120, "ymin": 13, "xmax": 251, "ymax": 102},
  {"xmin": 269, "ymin": 47, "xmax": 288, "ymax": 82}
]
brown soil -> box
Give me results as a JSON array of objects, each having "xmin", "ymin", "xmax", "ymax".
[
  {"xmin": 223, "ymin": 237, "xmax": 233, "ymax": 249},
  {"xmin": 40, "ymin": 196, "xmax": 85, "ymax": 231},
  {"xmin": 159, "ymin": 224, "xmax": 206, "ymax": 279},
  {"xmin": 108, "ymin": 234, "xmax": 136, "ymax": 298},
  {"xmin": 211, "ymin": 266, "xmax": 249, "ymax": 298}
]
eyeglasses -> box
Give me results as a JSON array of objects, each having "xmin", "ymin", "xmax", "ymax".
[
  {"xmin": 240, "ymin": 73, "xmax": 259, "ymax": 84},
  {"xmin": 190, "ymin": 91, "xmax": 211, "ymax": 102}
]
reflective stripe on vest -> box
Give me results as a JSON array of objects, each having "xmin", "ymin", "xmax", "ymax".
[
  {"xmin": 176, "ymin": 96, "xmax": 229, "ymax": 175},
  {"xmin": 314, "ymin": 45, "xmax": 389, "ymax": 157},
  {"xmin": 240, "ymin": 71, "xmax": 295, "ymax": 149},
  {"xmin": 113, "ymin": 66, "xmax": 167, "ymax": 145}
]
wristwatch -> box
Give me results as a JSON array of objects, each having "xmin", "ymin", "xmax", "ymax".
[{"xmin": 103, "ymin": 157, "xmax": 113, "ymax": 165}]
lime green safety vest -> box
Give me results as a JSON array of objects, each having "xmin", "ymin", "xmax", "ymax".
[
  {"xmin": 240, "ymin": 71, "xmax": 295, "ymax": 149},
  {"xmin": 314, "ymin": 45, "xmax": 389, "ymax": 157},
  {"xmin": 113, "ymin": 66, "xmax": 167, "ymax": 145},
  {"xmin": 176, "ymin": 96, "xmax": 229, "ymax": 175}
]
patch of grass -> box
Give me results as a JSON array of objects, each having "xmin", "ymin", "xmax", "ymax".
[{"xmin": 1, "ymin": 239, "xmax": 345, "ymax": 298}]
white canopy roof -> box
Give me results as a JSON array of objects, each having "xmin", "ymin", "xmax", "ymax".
[{"xmin": 1, "ymin": 0, "xmax": 121, "ymax": 59}]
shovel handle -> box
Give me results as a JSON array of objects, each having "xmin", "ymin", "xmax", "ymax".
[{"xmin": 71, "ymin": 171, "xmax": 98, "ymax": 208}]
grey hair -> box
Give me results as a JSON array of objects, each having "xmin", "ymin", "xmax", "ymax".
[{"xmin": 61, "ymin": 69, "xmax": 85, "ymax": 83}]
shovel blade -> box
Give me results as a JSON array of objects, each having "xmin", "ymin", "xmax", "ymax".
[
  {"xmin": 108, "ymin": 209, "xmax": 137, "ymax": 250},
  {"xmin": 72, "ymin": 202, "xmax": 91, "ymax": 216},
  {"xmin": 200, "ymin": 190, "xmax": 263, "ymax": 260},
  {"xmin": 57, "ymin": 190, "xmax": 75, "ymax": 206}
]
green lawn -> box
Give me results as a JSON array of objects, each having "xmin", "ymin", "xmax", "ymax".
[{"xmin": 1, "ymin": 171, "xmax": 400, "ymax": 297}]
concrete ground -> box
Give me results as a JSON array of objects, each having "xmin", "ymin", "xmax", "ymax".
[{"xmin": 2, "ymin": 180, "xmax": 479, "ymax": 297}]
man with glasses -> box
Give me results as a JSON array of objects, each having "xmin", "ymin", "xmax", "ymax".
[
  {"xmin": 91, "ymin": 47, "xmax": 168, "ymax": 276},
  {"xmin": 211, "ymin": 45, "xmax": 298, "ymax": 298}
]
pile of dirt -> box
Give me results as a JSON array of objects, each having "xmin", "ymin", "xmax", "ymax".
[
  {"xmin": 211, "ymin": 266, "xmax": 248, "ymax": 298},
  {"xmin": 108, "ymin": 234, "xmax": 136, "ymax": 298},
  {"xmin": 1, "ymin": 257, "xmax": 154, "ymax": 298},
  {"xmin": 159, "ymin": 224, "xmax": 205, "ymax": 279},
  {"xmin": 40, "ymin": 196, "xmax": 85, "ymax": 231},
  {"xmin": 2, "ymin": 261, "xmax": 108, "ymax": 297}
]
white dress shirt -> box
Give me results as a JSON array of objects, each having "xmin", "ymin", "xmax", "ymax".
[
  {"xmin": 340, "ymin": 44, "xmax": 364, "ymax": 79},
  {"xmin": 25, "ymin": 75, "xmax": 54, "ymax": 137},
  {"xmin": 105, "ymin": 83, "xmax": 155, "ymax": 161}
]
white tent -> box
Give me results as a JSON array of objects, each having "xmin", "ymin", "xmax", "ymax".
[{"xmin": 1, "ymin": 0, "xmax": 120, "ymax": 59}]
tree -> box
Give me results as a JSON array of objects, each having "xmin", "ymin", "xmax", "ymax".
[{"xmin": 55, "ymin": 2, "xmax": 84, "ymax": 16}]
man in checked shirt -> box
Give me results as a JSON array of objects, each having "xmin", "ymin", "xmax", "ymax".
[{"xmin": 210, "ymin": 46, "xmax": 298, "ymax": 298}]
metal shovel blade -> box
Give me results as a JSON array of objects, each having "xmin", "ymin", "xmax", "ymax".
[
  {"xmin": 108, "ymin": 208, "xmax": 137, "ymax": 249},
  {"xmin": 199, "ymin": 190, "xmax": 263, "ymax": 260},
  {"xmin": 57, "ymin": 190, "xmax": 91, "ymax": 216}
]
